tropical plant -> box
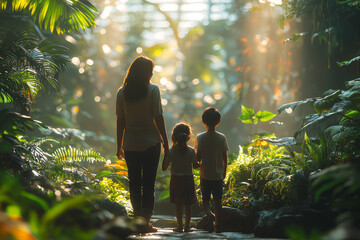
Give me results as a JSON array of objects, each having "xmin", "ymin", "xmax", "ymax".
[
  {"xmin": 238, "ymin": 105, "xmax": 277, "ymax": 126},
  {"xmin": 278, "ymin": 78, "xmax": 360, "ymax": 160},
  {"xmin": 0, "ymin": 0, "xmax": 97, "ymax": 34},
  {"xmin": 238, "ymin": 105, "xmax": 277, "ymax": 140},
  {"xmin": 224, "ymin": 142, "xmax": 309, "ymax": 210},
  {"xmin": 0, "ymin": 31, "xmax": 69, "ymax": 113},
  {"xmin": 0, "ymin": 170, "xmax": 103, "ymax": 240},
  {"xmin": 278, "ymin": 73, "xmax": 360, "ymax": 229}
]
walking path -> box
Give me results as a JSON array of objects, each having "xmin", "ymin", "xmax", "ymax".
[{"xmin": 127, "ymin": 215, "xmax": 285, "ymax": 240}]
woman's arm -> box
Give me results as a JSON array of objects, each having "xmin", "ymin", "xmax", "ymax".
[
  {"xmin": 154, "ymin": 114, "xmax": 169, "ymax": 153},
  {"xmin": 116, "ymin": 115, "xmax": 126, "ymax": 159},
  {"xmin": 162, "ymin": 156, "xmax": 170, "ymax": 171}
]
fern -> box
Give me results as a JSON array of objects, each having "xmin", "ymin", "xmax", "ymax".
[{"xmin": 52, "ymin": 146, "xmax": 106, "ymax": 164}]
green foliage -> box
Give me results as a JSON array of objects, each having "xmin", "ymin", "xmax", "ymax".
[
  {"xmin": 337, "ymin": 56, "xmax": 360, "ymax": 67},
  {"xmin": 0, "ymin": 31, "xmax": 69, "ymax": 112},
  {"xmin": 98, "ymin": 176, "xmax": 131, "ymax": 214},
  {"xmin": 1, "ymin": 0, "xmax": 98, "ymax": 34},
  {"xmin": 0, "ymin": 171, "xmax": 102, "ymax": 240},
  {"xmin": 310, "ymin": 162, "xmax": 360, "ymax": 225},
  {"xmin": 279, "ymin": 78, "xmax": 360, "ymax": 157},
  {"xmin": 52, "ymin": 146, "xmax": 106, "ymax": 164},
  {"xmin": 238, "ymin": 105, "xmax": 277, "ymax": 125},
  {"xmin": 224, "ymin": 143, "xmax": 310, "ymax": 210},
  {"xmin": 302, "ymin": 133, "xmax": 332, "ymax": 170},
  {"xmin": 286, "ymin": 225, "xmax": 324, "ymax": 240},
  {"xmin": 279, "ymin": 76, "xmax": 360, "ymax": 228}
]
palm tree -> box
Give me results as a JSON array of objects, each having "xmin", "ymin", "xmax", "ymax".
[{"xmin": 0, "ymin": 0, "xmax": 97, "ymax": 112}]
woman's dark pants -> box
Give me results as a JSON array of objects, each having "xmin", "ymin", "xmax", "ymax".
[{"xmin": 124, "ymin": 143, "xmax": 160, "ymax": 216}]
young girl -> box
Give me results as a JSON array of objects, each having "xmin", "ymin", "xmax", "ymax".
[{"xmin": 162, "ymin": 123, "xmax": 199, "ymax": 232}]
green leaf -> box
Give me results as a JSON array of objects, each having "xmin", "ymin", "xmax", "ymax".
[
  {"xmin": 278, "ymin": 98, "xmax": 315, "ymax": 114},
  {"xmin": 313, "ymin": 89, "xmax": 341, "ymax": 113},
  {"xmin": 21, "ymin": 191, "xmax": 49, "ymax": 211},
  {"xmin": 157, "ymin": 189, "xmax": 170, "ymax": 201},
  {"xmin": 337, "ymin": 56, "xmax": 360, "ymax": 67},
  {"xmin": 340, "ymin": 110, "xmax": 360, "ymax": 125},
  {"xmin": 263, "ymin": 137, "xmax": 296, "ymax": 146},
  {"xmin": 345, "ymin": 78, "xmax": 360, "ymax": 90},
  {"xmin": 238, "ymin": 105, "xmax": 255, "ymax": 124},
  {"xmin": 0, "ymin": 140, "xmax": 13, "ymax": 153},
  {"xmin": 6, "ymin": 205, "xmax": 22, "ymax": 218},
  {"xmin": 255, "ymin": 111, "xmax": 276, "ymax": 122},
  {"xmin": 4, "ymin": 0, "xmax": 98, "ymax": 34}
]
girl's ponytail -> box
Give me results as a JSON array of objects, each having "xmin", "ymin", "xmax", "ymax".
[
  {"xmin": 171, "ymin": 123, "xmax": 191, "ymax": 153},
  {"xmin": 175, "ymin": 132, "xmax": 188, "ymax": 153}
]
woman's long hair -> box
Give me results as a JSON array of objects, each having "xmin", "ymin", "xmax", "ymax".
[
  {"xmin": 171, "ymin": 123, "xmax": 191, "ymax": 153},
  {"xmin": 121, "ymin": 56, "xmax": 154, "ymax": 102}
]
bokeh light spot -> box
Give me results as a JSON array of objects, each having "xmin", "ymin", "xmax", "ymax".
[
  {"xmin": 94, "ymin": 96, "xmax": 101, "ymax": 102},
  {"xmin": 160, "ymin": 77, "xmax": 168, "ymax": 85}
]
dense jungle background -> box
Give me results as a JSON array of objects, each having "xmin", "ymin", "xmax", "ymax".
[{"xmin": 0, "ymin": 0, "xmax": 359, "ymax": 239}]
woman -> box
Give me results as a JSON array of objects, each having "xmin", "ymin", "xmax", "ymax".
[{"xmin": 116, "ymin": 56, "xmax": 169, "ymax": 232}]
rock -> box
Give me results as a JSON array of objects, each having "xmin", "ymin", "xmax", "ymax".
[
  {"xmin": 323, "ymin": 222, "xmax": 360, "ymax": 240},
  {"xmin": 196, "ymin": 212, "xmax": 215, "ymax": 232},
  {"xmin": 220, "ymin": 207, "xmax": 259, "ymax": 233},
  {"xmin": 96, "ymin": 216, "xmax": 147, "ymax": 240},
  {"xmin": 196, "ymin": 207, "xmax": 259, "ymax": 233},
  {"xmin": 254, "ymin": 206, "xmax": 336, "ymax": 238},
  {"xmin": 96, "ymin": 198, "xmax": 127, "ymax": 217}
]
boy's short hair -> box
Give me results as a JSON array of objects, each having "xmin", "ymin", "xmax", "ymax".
[{"xmin": 202, "ymin": 107, "xmax": 221, "ymax": 127}]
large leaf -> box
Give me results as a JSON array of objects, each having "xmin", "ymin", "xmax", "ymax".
[
  {"xmin": 340, "ymin": 110, "xmax": 360, "ymax": 125},
  {"xmin": 52, "ymin": 146, "xmax": 106, "ymax": 164},
  {"xmin": 313, "ymin": 89, "xmax": 341, "ymax": 113},
  {"xmin": 157, "ymin": 189, "xmax": 170, "ymax": 201},
  {"xmin": 238, "ymin": 105, "xmax": 255, "ymax": 124},
  {"xmin": 0, "ymin": 110, "xmax": 46, "ymax": 136},
  {"xmin": 263, "ymin": 137, "xmax": 297, "ymax": 146},
  {"xmin": 255, "ymin": 111, "xmax": 276, "ymax": 122},
  {"xmin": 0, "ymin": 32, "xmax": 69, "ymax": 110},
  {"xmin": 278, "ymin": 98, "xmax": 315, "ymax": 114},
  {"xmin": 345, "ymin": 78, "xmax": 360, "ymax": 90},
  {"xmin": 1, "ymin": 0, "xmax": 98, "ymax": 34},
  {"xmin": 337, "ymin": 56, "xmax": 360, "ymax": 67}
]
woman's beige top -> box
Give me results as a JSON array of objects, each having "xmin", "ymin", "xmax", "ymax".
[{"xmin": 116, "ymin": 84, "xmax": 163, "ymax": 151}]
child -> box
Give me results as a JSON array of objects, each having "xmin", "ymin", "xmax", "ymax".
[
  {"xmin": 195, "ymin": 107, "xmax": 229, "ymax": 233},
  {"xmin": 162, "ymin": 123, "xmax": 199, "ymax": 233}
]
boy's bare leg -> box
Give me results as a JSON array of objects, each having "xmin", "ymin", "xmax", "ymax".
[
  {"xmin": 175, "ymin": 203, "xmax": 183, "ymax": 229},
  {"xmin": 214, "ymin": 199, "xmax": 222, "ymax": 232},
  {"xmin": 184, "ymin": 204, "xmax": 192, "ymax": 228}
]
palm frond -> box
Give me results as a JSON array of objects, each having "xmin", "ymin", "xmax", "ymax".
[
  {"xmin": 1, "ymin": 0, "xmax": 98, "ymax": 34},
  {"xmin": 0, "ymin": 110, "xmax": 45, "ymax": 136},
  {"xmin": 52, "ymin": 146, "xmax": 106, "ymax": 164},
  {"xmin": 0, "ymin": 31, "xmax": 68, "ymax": 111}
]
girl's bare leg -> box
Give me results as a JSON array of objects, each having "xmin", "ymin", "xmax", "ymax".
[
  {"xmin": 184, "ymin": 204, "xmax": 192, "ymax": 228},
  {"xmin": 175, "ymin": 203, "xmax": 183, "ymax": 230}
]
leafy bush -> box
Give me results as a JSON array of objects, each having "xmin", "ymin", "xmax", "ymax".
[
  {"xmin": 279, "ymin": 77, "xmax": 360, "ymax": 227},
  {"xmin": 223, "ymin": 106, "xmax": 313, "ymax": 210},
  {"xmin": 224, "ymin": 142, "xmax": 310, "ymax": 211}
]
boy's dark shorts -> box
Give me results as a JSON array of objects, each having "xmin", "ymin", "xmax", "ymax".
[{"xmin": 200, "ymin": 178, "xmax": 223, "ymax": 201}]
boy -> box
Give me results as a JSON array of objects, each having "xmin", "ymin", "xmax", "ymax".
[{"xmin": 195, "ymin": 107, "xmax": 229, "ymax": 233}]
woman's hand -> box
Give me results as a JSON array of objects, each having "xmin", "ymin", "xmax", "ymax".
[
  {"xmin": 117, "ymin": 148, "xmax": 124, "ymax": 159},
  {"xmin": 162, "ymin": 156, "xmax": 169, "ymax": 171}
]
